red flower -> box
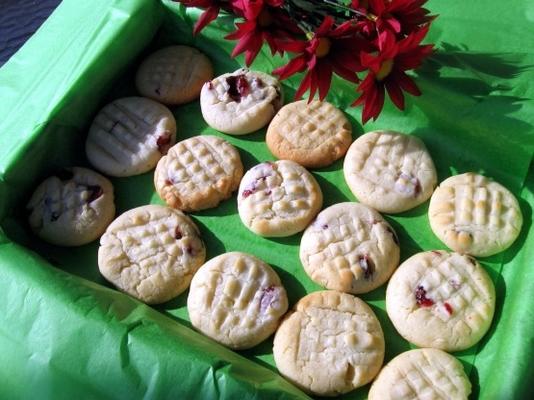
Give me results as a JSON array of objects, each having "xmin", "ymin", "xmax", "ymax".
[
  {"xmin": 352, "ymin": 26, "xmax": 433, "ymax": 123},
  {"xmin": 273, "ymin": 16, "xmax": 368, "ymax": 101},
  {"xmin": 225, "ymin": 0, "xmax": 296, "ymax": 66},
  {"xmin": 178, "ymin": 0, "xmax": 243, "ymax": 35},
  {"xmin": 352, "ymin": 0, "xmax": 434, "ymax": 37}
]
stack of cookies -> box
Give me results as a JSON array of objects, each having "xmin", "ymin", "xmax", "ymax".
[{"xmin": 25, "ymin": 43, "xmax": 524, "ymax": 399}]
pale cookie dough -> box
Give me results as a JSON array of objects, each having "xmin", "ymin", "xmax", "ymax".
[
  {"xmin": 368, "ymin": 348, "xmax": 471, "ymax": 400},
  {"xmin": 135, "ymin": 45, "xmax": 213, "ymax": 105},
  {"xmin": 187, "ymin": 252, "xmax": 288, "ymax": 350},
  {"xmin": 85, "ymin": 97, "xmax": 177, "ymax": 177},
  {"xmin": 266, "ymin": 100, "xmax": 352, "ymax": 168},
  {"xmin": 386, "ymin": 250, "xmax": 495, "ymax": 352},
  {"xmin": 98, "ymin": 204, "xmax": 205, "ymax": 304},
  {"xmin": 300, "ymin": 202, "xmax": 400, "ymax": 294},
  {"xmin": 343, "ymin": 130, "xmax": 437, "ymax": 213},
  {"xmin": 154, "ymin": 135, "xmax": 243, "ymax": 212},
  {"xmin": 27, "ymin": 167, "xmax": 115, "ymax": 246},
  {"xmin": 237, "ymin": 160, "xmax": 323, "ymax": 237},
  {"xmin": 200, "ymin": 68, "xmax": 283, "ymax": 135},
  {"xmin": 273, "ymin": 290, "xmax": 385, "ymax": 396},
  {"xmin": 428, "ymin": 172, "xmax": 523, "ymax": 257}
]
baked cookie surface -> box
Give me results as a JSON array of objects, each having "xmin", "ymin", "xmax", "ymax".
[
  {"xmin": 200, "ymin": 68, "xmax": 283, "ymax": 135},
  {"xmin": 154, "ymin": 135, "xmax": 243, "ymax": 212},
  {"xmin": 343, "ymin": 130, "xmax": 437, "ymax": 213},
  {"xmin": 135, "ymin": 45, "xmax": 213, "ymax": 105},
  {"xmin": 273, "ymin": 290, "xmax": 385, "ymax": 396},
  {"xmin": 368, "ymin": 348, "xmax": 471, "ymax": 400},
  {"xmin": 266, "ymin": 100, "xmax": 352, "ymax": 168},
  {"xmin": 300, "ymin": 202, "xmax": 400, "ymax": 294},
  {"xmin": 27, "ymin": 167, "xmax": 115, "ymax": 246},
  {"xmin": 98, "ymin": 204, "xmax": 205, "ymax": 304},
  {"xmin": 86, "ymin": 97, "xmax": 176, "ymax": 177},
  {"xmin": 386, "ymin": 250, "xmax": 495, "ymax": 351},
  {"xmin": 428, "ymin": 172, "xmax": 522, "ymax": 257},
  {"xmin": 187, "ymin": 252, "xmax": 288, "ymax": 350},
  {"xmin": 237, "ymin": 160, "xmax": 322, "ymax": 237}
]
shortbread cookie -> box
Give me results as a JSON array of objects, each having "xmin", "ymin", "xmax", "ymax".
[
  {"xmin": 27, "ymin": 167, "xmax": 115, "ymax": 246},
  {"xmin": 273, "ymin": 290, "xmax": 385, "ymax": 396},
  {"xmin": 343, "ymin": 130, "xmax": 437, "ymax": 213},
  {"xmin": 98, "ymin": 204, "xmax": 205, "ymax": 304},
  {"xmin": 187, "ymin": 252, "xmax": 288, "ymax": 350},
  {"xmin": 200, "ymin": 68, "xmax": 283, "ymax": 135},
  {"xmin": 154, "ymin": 135, "xmax": 243, "ymax": 212},
  {"xmin": 237, "ymin": 160, "xmax": 322, "ymax": 237},
  {"xmin": 266, "ymin": 100, "xmax": 352, "ymax": 168},
  {"xmin": 386, "ymin": 250, "xmax": 495, "ymax": 351},
  {"xmin": 300, "ymin": 202, "xmax": 400, "ymax": 294},
  {"xmin": 85, "ymin": 97, "xmax": 177, "ymax": 177},
  {"xmin": 135, "ymin": 45, "xmax": 213, "ymax": 105},
  {"xmin": 368, "ymin": 348, "xmax": 471, "ymax": 400},
  {"xmin": 428, "ymin": 172, "xmax": 523, "ymax": 257}
]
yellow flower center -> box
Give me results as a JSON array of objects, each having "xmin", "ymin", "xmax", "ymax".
[
  {"xmin": 258, "ymin": 9, "xmax": 273, "ymax": 27},
  {"xmin": 376, "ymin": 59, "xmax": 394, "ymax": 80},
  {"xmin": 315, "ymin": 38, "xmax": 331, "ymax": 58}
]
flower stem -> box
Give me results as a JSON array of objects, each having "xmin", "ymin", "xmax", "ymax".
[{"xmin": 322, "ymin": 0, "xmax": 368, "ymax": 19}]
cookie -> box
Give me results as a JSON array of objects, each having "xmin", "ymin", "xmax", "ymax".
[
  {"xmin": 266, "ymin": 100, "xmax": 352, "ymax": 168},
  {"xmin": 300, "ymin": 202, "xmax": 400, "ymax": 294},
  {"xmin": 187, "ymin": 252, "xmax": 288, "ymax": 350},
  {"xmin": 85, "ymin": 97, "xmax": 177, "ymax": 177},
  {"xmin": 135, "ymin": 45, "xmax": 213, "ymax": 105},
  {"xmin": 428, "ymin": 172, "xmax": 523, "ymax": 257},
  {"xmin": 273, "ymin": 290, "xmax": 385, "ymax": 396},
  {"xmin": 237, "ymin": 160, "xmax": 323, "ymax": 237},
  {"xmin": 368, "ymin": 348, "xmax": 471, "ymax": 400},
  {"xmin": 386, "ymin": 250, "xmax": 495, "ymax": 351},
  {"xmin": 154, "ymin": 135, "xmax": 243, "ymax": 212},
  {"xmin": 343, "ymin": 130, "xmax": 437, "ymax": 213},
  {"xmin": 200, "ymin": 68, "xmax": 283, "ymax": 135},
  {"xmin": 27, "ymin": 167, "xmax": 115, "ymax": 246},
  {"xmin": 98, "ymin": 204, "xmax": 206, "ymax": 304}
]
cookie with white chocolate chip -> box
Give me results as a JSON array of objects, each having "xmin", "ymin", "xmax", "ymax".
[
  {"xmin": 386, "ymin": 250, "xmax": 495, "ymax": 351},
  {"xmin": 428, "ymin": 172, "xmax": 522, "ymax": 257},
  {"xmin": 27, "ymin": 167, "xmax": 115, "ymax": 246},
  {"xmin": 200, "ymin": 68, "xmax": 283, "ymax": 135},
  {"xmin": 300, "ymin": 202, "xmax": 400, "ymax": 294},
  {"xmin": 273, "ymin": 290, "xmax": 385, "ymax": 396},
  {"xmin": 98, "ymin": 204, "xmax": 206, "ymax": 304},
  {"xmin": 187, "ymin": 252, "xmax": 288, "ymax": 350},
  {"xmin": 343, "ymin": 130, "xmax": 437, "ymax": 213}
]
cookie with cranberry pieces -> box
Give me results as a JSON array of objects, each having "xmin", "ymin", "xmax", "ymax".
[
  {"xmin": 343, "ymin": 130, "xmax": 437, "ymax": 213},
  {"xmin": 273, "ymin": 290, "xmax": 385, "ymax": 396},
  {"xmin": 429, "ymin": 172, "xmax": 522, "ymax": 257},
  {"xmin": 386, "ymin": 250, "xmax": 495, "ymax": 352},
  {"xmin": 85, "ymin": 97, "xmax": 176, "ymax": 177},
  {"xmin": 98, "ymin": 204, "xmax": 206, "ymax": 304},
  {"xmin": 187, "ymin": 252, "xmax": 288, "ymax": 350},
  {"xmin": 135, "ymin": 45, "xmax": 213, "ymax": 105},
  {"xmin": 200, "ymin": 68, "xmax": 283, "ymax": 135},
  {"xmin": 154, "ymin": 135, "xmax": 243, "ymax": 212},
  {"xmin": 368, "ymin": 348, "xmax": 471, "ymax": 400},
  {"xmin": 27, "ymin": 167, "xmax": 115, "ymax": 246},
  {"xmin": 237, "ymin": 160, "xmax": 322, "ymax": 237},
  {"xmin": 300, "ymin": 202, "xmax": 400, "ymax": 294}
]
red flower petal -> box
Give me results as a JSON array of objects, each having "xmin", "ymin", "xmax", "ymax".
[
  {"xmin": 295, "ymin": 70, "xmax": 313, "ymax": 99},
  {"xmin": 395, "ymin": 71, "xmax": 421, "ymax": 96},
  {"xmin": 316, "ymin": 61, "xmax": 333, "ymax": 101},
  {"xmin": 273, "ymin": 55, "xmax": 307, "ymax": 79},
  {"xmin": 385, "ymin": 79, "xmax": 405, "ymax": 110},
  {"xmin": 316, "ymin": 16, "xmax": 335, "ymax": 37},
  {"xmin": 193, "ymin": 5, "xmax": 220, "ymax": 35}
]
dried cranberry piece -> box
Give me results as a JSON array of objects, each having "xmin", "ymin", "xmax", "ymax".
[
  {"xmin": 358, "ymin": 254, "xmax": 375, "ymax": 280},
  {"xmin": 444, "ymin": 302, "xmax": 453, "ymax": 315},
  {"xmin": 226, "ymin": 74, "xmax": 250, "ymax": 102},
  {"xmin": 87, "ymin": 185, "xmax": 103, "ymax": 203},
  {"xmin": 207, "ymin": 81, "xmax": 214, "ymax": 90},
  {"xmin": 55, "ymin": 169, "xmax": 74, "ymax": 181},
  {"xmin": 242, "ymin": 189, "xmax": 254, "ymax": 198},
  {"xmin": 415, "ymin": 286, "xmax": 434, "ymax": 307},
  {"xmin": 156, "ymin": 134, "xmax": 172, "ymax": 154},
  {"xmin": 165, "ymin": 179, "xmax": 173, "ymax": 186},
  {"xmin": 185, "ymin": 245, "xmax": 195, "ymax": 255},
  {"xmin": 260, "ymin": 286, "xmax": 278, "ymax": 313},
  {"xmin": 175, "ymin": 227, "xmax": 183, "ymax": 240}
]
